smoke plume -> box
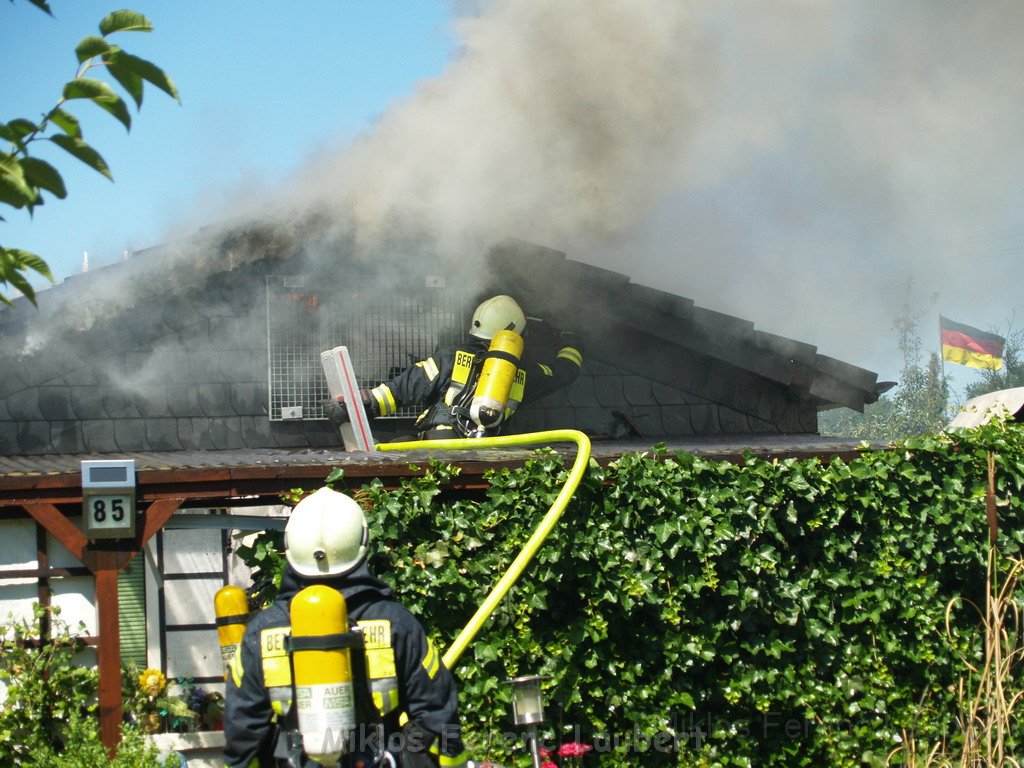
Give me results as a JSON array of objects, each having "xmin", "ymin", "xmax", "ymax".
[
  {"xmin": 277, "ymin": 0, "xmax": 700, "ymax": 269},
  {"xmin": 19, "ymin": 0, "xmax": 1024, "ymax": 383},
  {"xmin": 273, "ymin": 0, "xmax": 1024, "ymax": 379}
]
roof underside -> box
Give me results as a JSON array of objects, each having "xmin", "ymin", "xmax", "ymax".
[{"xmin": 0, "ymin": 436, "xmax": 876, "ymax": 512}]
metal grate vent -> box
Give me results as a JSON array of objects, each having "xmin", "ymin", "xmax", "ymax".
[{"xmin": 267, "ymin": 277, "xmax": 465, "ymax": 421}]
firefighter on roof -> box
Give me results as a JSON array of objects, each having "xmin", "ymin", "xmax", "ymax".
[
  {"xmin": 224, "ymin": 488, "xmax": 468, "ymax": 768},
  {"xmin": 327, "ymin": 294, "xmax": 584, "ymax": 439}
]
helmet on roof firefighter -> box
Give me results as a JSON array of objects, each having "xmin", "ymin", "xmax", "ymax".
[
  {"xmin": 469, "ymin": 295, "xmax": 526, "ymax": 340},
  {"xmin": 284, "ymin": 487, "xmax": 368, "ymax": 578}
]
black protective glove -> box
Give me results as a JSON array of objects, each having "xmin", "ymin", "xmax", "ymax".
[
  {"xmin": 561, "ymin": 331, "xmax": 585, "ymax": 350},
  {"xmin": 396, "ymin": 722, "xmax": 441, "ymax": 768},
  {"xmin": 323, "ymin": 396, "xmax": 350, "ymax": 424},
  {"xmin": 323, "ymin": 390, "xmax": 372, "ymax": 425},
  {"xmin": 556, "ymin": 330, "xmax": 584, "ymax": 354}
]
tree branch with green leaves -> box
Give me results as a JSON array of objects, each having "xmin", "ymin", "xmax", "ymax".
[{"xmin": 1, "ymin": 2, "xmax": 179, "ymax": 306}]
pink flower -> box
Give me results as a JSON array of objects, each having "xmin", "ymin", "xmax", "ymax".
[
  {"xmin": 542, "ymin": 761, "xmax": 558, "ymax": 768},
  {"xmin": 557, "ymin": 742, "xmax": 593, "ymax": 758},
  {"xmin": 539, "ymin": 747, "xmax": 553, "ymax": 758}
]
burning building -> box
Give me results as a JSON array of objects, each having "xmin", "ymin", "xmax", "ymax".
[{"xmin": 0, "ymin": 232, "xmax": 883, "ymax": 457}]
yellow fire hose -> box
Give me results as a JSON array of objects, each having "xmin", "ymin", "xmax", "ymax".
[{"xmin": 377, "ymin": 429, "xmax": 591, "ymax": 669}]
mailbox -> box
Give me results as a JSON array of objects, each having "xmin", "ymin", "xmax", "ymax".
[{"xmin": 81, "ymin": 460, "xmax": 137, "ymax": 540}]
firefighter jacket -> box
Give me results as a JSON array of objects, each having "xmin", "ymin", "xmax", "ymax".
[
  {"xmin": 365, "ymin": 330, "xmax": 584, "ymax": 436},
  {"xmin": 224, "ymin": 565, "xmax": 468, "ymax": 768}
]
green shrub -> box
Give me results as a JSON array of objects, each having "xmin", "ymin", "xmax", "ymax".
[
  {"xmin": 31, "ymin": 710, "xmax": 172, "ymax": 768},
  {"xmin": 247, "ymin": 421, "xmax": 1024, "ymax": 767},
  {"xmin": 0, "ymin": 604, "xmax": 98, "ymax": 765},
  {"xmin": 0, "ymin": 605, "xmax": 171, "ymax": 767}
]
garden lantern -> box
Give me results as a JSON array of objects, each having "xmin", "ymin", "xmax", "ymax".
[{"xmin": 507, "ymin": 675, "xmax": 550, "ymax": 768}]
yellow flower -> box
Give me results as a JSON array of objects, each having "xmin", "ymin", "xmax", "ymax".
[{"xmin": 138, "ymin": 668, "xmax": 166, "ymax": 697}]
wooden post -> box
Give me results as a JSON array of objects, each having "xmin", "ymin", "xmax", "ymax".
[{"xmin": 95, "ymin": 553, "xmax": 122, "ymax": 753}]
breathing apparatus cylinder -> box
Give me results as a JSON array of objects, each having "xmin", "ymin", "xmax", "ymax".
[
  {"xmin": 213, "ymin": 585, "xmax": 250, "ymax": 679},
  {"xmin": 469, "ymin": 329, "xmax": 524, "ymax": 429},
  {"xmin": 290, "ymin": 585, "xmax": 357, "ymax": 767}
]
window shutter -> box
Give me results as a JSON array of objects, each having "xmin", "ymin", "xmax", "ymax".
[{"xmin": 118, "ymin": 560, "xmax": 147, "ymax": 668}]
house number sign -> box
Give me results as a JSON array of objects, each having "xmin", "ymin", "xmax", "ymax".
[{"xmin": 81, "ymin": 460, "xmax": 137, "ymax": 539}]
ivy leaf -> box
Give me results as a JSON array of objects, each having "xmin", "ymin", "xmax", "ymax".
[
  {"xmin": 99, "ymin": 9, "xmax": 153, "ymax": 35},
  {"xmin": 62, "ymin": 78, "xmax": 132, "ymax": 130},
  {"xmin": 49, "ymin": 134, "xmax": 112, "ymax": 180}
]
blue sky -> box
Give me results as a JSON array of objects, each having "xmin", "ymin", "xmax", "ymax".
[
  {"xmin": 1, "ymin": 1, "xmax": 454, "ymax": 280},
  {"xmin": 3, "ymin": 1, "xmax": 1024, "ymax": 393}
]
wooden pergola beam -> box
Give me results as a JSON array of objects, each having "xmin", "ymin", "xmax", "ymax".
[
  {"xmin": 22, "ymin": 501, "xmax": 88, "ymax": 562},
  {"xmin": 139, "ymin": 498, "xmax": 186, "ymax": 547}
]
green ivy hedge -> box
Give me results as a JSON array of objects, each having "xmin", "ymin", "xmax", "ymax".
[{"xmin": 325, "ymin": 422, "xmax": 1024, "ymax": 767}]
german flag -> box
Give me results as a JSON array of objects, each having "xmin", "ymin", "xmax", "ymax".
[{"xmin": 940, "ymin": 316, "xmax": 1005, "ymax": 370}]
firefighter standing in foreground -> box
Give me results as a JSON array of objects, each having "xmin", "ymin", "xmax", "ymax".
[
  {"xmin": 224, "ymin": 488, "xmax": 469, "ymax": 768},
  {"xmin": 327, "ymin": 295, "xmax": 584, "ymax": 438}
]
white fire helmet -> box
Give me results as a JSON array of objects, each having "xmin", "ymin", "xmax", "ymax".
[
  {"xmin": 284, "ymin": 487, "xmax": 369, "ymax": 578},
  {"xmin": 469, "ymin": 295, "xmax": 527, "ymax": 340}
]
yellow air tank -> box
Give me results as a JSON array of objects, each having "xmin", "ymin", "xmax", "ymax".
[
  {"xmin": 290, "ymin": 585, "xmax": 356, "ymax": 767},
  {"xmin": 213, "ymin": 585, "xmax": 250, "ymax": 680},
  {"xmin": 469, "ymin": 329, "xmax": 524, "ymax": 429}
]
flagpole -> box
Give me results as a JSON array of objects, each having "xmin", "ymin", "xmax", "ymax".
[{"xmin": 938, "ymin": 315, "xmax": 947, "ymax": 386}]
